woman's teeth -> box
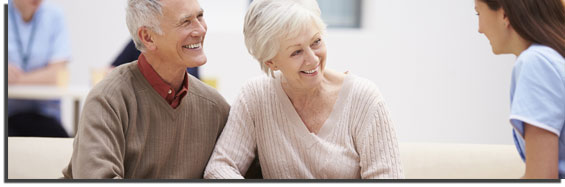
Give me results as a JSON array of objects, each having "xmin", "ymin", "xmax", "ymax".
[{"xmin": 302, "ymin": 68, "xmax": 317, "ymax": 74}]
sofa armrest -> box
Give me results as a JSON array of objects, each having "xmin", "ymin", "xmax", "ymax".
[
  {"xmin": 399, "ymin": 142, "xmax": 525, "ymax": 179},
  {"xmin": 8, "ymin": 137, "xmax": 74, "ymax": 179}
]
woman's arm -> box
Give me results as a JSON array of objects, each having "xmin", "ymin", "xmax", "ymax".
[
  {"xmin": 522, "ymin": 123, "xmax": 559, "ymax": 179},
  {"xmin": 356, "ymin": 100, "xmax": 404, "ymax": 179},
  {"xmin": 204, "ymin": 92, "xmax": 258, "ymax": 179}
]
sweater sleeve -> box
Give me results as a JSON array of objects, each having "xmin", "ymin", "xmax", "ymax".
[
  {"xmin": 204, "ymin": 90, "xmax": 257, "ymax": 179},
  {"xmin": 63, "ymin": 93, "xmax": 126, "ymax": 179},
  {"xmin": 356, "ymin": 100, "xmax": 404, "ymax": 179}
]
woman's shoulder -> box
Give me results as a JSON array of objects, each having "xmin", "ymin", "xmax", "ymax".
[
  {"xmin": 516, "ymin": 44, "xmax": 564, "ymax": 77},
  {"xmin": 234, "ymin": 75, "xmax": 279, "ymax": 103},
  {"xmin": 344, "ymin": 73, "xmax": 385, "ymax": 104},
  {"xmin": 241, "ymin": 75, "xmax": 277, "ymax": 91},
  {"xmin": 518, "ymin": 44, "xmax": 564, "ymax": 66}
]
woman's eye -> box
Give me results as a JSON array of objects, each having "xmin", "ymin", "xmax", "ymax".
[
  {"xmin": 312, "ymin": 38, "xmax": 321, "ymax": 47},
  {"xmin": 291, "ymin": 50, "xmax": 302, "ymax": 57}
]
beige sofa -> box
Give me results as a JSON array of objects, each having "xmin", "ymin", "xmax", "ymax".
[{"xmin": 7, "ymin": 137, "xmax": 525, "ymax": 179}]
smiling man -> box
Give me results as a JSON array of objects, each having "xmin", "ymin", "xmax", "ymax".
[{"xmin": 62, "ymin": 0, "xmax": 230, "ymax": 179}]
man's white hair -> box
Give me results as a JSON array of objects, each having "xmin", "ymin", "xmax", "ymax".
[
  {"xmin": 126, "ymin": 0, "xmax": 164, "ymax": 52},
  {"xmin": 243, "ymin": 0, "xmax": 327, "ymax": 77}
]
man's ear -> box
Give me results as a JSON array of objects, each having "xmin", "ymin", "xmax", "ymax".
[
  {"xmin": 138, "ymin": 27, "xmax": 157, "ymax": 51},
  {"xmin": 264, "ymin": 60, "xmax": 278, "ymax": 71}
]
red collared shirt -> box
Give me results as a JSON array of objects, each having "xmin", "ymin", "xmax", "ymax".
[{"xmin": 137, "ymin": 54, "xmax": 189, "ymax": 109}]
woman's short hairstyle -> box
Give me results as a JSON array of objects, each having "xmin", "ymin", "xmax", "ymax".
[
  {"xmin": 244, "ymin": 0, "xmax": 327, "ymax": 77},
  {"xmin": 126, "ymin": 0, "xmax": 164, "ymax": 52}
]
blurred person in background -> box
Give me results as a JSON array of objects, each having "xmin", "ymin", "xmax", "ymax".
[
  {"xmin": 7, "ymin": 0, "xmax": 72, "ymax": 137},
  {"xmin": 475, "ymin": 0, "xmax": 565, "ymax": 179}
]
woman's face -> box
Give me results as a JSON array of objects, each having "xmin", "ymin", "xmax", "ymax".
[
  {"xmin": 267, "ymin": 25, "xmax": 327, "ymax": 89},
  {"xmin": 475, "ymin": 0, "xmax": 511, "ymax": 54}
]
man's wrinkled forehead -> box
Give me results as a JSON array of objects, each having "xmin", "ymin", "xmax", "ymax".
[{"xmin": 160, "ymin": 0, "xmax": 203, "ymax": 20}]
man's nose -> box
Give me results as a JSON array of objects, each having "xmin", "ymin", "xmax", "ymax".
[{"xmin": 191, "ymin": 20, "xmax": 206, "ymax": 37}]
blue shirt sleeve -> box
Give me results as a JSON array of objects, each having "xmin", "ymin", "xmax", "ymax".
[{"xmin": 510, "ymin": 48, "xmax": 565, "ymax": 137}]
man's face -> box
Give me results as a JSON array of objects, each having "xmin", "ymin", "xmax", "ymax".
[
  {"xmin": 14, "ymin": 0, "xmax": 43, "ymax": 14},
  {"xmin": 152, "ymin": 0, "xmax": 207, "ymax": 68}
]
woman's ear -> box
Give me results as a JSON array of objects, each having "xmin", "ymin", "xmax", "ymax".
[
  {"xmin": 265, "ymin": 60, "xmax": 279, "ymax": 71},
  {"xmin": 138, "ymin": 27, "xmax": 157, "ymax": 51},
  {"xmin": 500, "ymin": 9, "xmax": 511, "ymax": 28}
]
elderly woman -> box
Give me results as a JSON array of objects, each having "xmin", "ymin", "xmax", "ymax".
[{"xmin": 204, "ymin": 0, "xmax": 403, "ymax": 179}]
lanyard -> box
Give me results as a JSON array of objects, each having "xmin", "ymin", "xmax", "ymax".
[{"xmin": 9, "ymin": 6, "xmax": 38, "ymax": 70}]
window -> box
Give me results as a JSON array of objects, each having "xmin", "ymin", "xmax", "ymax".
[
  {"xmin": 318, "ymin": 0, "xmax": 362, "ymax": 28},
  {"xmin": 248, "ymin": 0, "xmax": 363, "ymax": 28}
]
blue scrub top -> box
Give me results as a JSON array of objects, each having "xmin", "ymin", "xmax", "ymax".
[
  {"xmin": 7, "ymin": 0, "xmax": 72, "ymax": 121},
  {"xmin": 509, "ymin": 44, "xmax": 565, "ymax": 178}
]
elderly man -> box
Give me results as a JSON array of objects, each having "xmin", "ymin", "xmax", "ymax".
[{"xmin": 62, "ymin": 0, "xmax": 230, "ymax": 179}]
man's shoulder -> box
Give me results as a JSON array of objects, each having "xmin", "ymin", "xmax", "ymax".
[
  {"xmin": 87, "ymin": 62, "xmax": 142, "ymax": 98},
  {"xmin": 187, "ymin": 75, "xmax": 229, "ymax": 108},
  {"xmin": 39, "ymin": 3, "xmax": 66, "ymax": 21}
]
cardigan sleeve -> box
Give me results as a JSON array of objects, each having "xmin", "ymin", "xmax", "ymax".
[
  {"xmin": 204, "ymin": 90, "xmax": 257, "ymax": 179},
  {"xmin": 356, "ymin": 100, "xmax": 404, "ymax": 179},
  {"xmin": 62, "ymin": 92, "xmax": 126, "ymax": 179}
]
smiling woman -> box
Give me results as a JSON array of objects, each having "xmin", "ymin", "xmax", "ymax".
[
  {"xmin": 474, "ymin": 0, "xmax": 565, "ymax": 179},
  {"xmin": 204, "ymin": 0, "xmax": 404, "ymax": 179}
]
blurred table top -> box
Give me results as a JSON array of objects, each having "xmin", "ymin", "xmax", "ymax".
[{"xmin": 7, "ymin": 85, "xmax": 90, "ymax": 100}]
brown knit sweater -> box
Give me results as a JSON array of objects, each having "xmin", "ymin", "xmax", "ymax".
[{"xmin": 62, "ymin": 62, "xmax": 230, "ymax": 179}]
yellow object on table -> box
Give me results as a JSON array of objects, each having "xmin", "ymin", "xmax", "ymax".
[
  {"xmin": 201, "ymin": 77, "xmax": 218, "ymax": 89},
  {"xmin": 56, "ymin": 68, "xmax": 69, "ymax": 88}
]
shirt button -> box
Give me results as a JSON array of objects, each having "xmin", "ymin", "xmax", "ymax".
[{"xmin": 168, "ymin": 89, "xmax": 172, "ymax": 94}]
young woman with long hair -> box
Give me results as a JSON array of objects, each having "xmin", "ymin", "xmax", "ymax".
[{"xmin": 475, "ymin": 0, "xmax": 565, "ymax": 179}]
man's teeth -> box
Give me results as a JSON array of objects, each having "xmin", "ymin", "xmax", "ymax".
[{"xmin": 184, "ymin": 43, "xmax": 201, "ymax": 49}]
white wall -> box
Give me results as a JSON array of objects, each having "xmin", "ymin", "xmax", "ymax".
[{"xmin": 46, "ymin": 0, "xmax": 517, "ymax": 144}]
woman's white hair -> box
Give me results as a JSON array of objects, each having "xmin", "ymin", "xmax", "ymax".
[
  {"xmin": 126, "ymin": 0, "xmax": 164, "ymax": 52},
  {"xmin": 244, "ymin": 0, "xmax": 327, "ymax": 77}
]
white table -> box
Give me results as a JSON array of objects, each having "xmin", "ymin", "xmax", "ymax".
[{"xmin": 7, "ymin": 85, "xmax": 91, "ymax": 136}]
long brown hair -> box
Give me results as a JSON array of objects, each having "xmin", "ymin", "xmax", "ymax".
[{"xmin": 480, "ymin": 0, "xmax": 565, "ymax": 57}]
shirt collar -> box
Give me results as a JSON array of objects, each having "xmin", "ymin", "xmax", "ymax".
[{"xmin": 137, "ymin": 54, "xmax": 189, "ymax": 108}]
